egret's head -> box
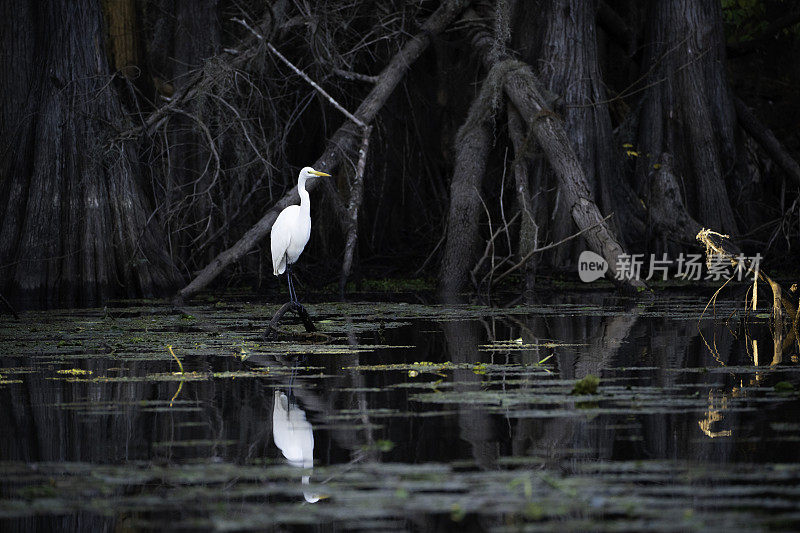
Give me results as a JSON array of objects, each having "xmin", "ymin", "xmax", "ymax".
[{"xmin": 299, "ymin": 166, "xmax": 331, "ymax": 184}]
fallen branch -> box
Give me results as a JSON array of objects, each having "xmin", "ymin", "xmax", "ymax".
[{"xmin": 174, "ymin": 0, "xmax": 471, "ymax": 304}]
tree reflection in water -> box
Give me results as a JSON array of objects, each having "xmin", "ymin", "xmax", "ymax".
[{"xmin": 0, "ymin": 295, "xmax": 799, "ymax": 530}]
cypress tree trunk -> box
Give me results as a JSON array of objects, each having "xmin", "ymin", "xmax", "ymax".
[
  {"xmin": 167, "ymin": 1, "xmax": 222, "ymax": 266},
  {"xmin": 468, "ymin": 7, "xmax": 645, "ymax": 292},
  {"xmin": 0, "ymin": 2, "xmax": 179, "ymax": 307},
  {"xmin": 636, "ymin": 0, "xmax": 738, "ymax": 235},
  {"xmin": 514, "ymin": 0, "xmax": 643, "ymax": 267},
  {"xmin": 439, "ymin": 83, "xmax": 495, "ymax": 295}
]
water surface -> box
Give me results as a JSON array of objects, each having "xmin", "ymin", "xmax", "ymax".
[{"xmin": 1, "ymin": 293, "xmax": 799, "ymax": 531}]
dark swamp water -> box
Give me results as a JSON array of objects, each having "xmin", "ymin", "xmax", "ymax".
[{"xmin": 1, "ymin": 292, "xmax": 800, "ymax": 531}]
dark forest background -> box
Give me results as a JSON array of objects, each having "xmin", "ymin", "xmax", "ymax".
[{"xmin": 2, "ymin": 0, "xmax": 800, "ymax": 308}]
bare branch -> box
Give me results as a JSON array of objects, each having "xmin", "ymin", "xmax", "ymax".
[
  {"xmin": 233, "ymin": 17, "xmax": 366, "ymax": 129},
  {"xmin": 333, "ymin": 68, "xmax": 380, "ymax": 84},
  {"xmin": 174, "ymin": 0, "xmax": 471, "ymax": 304},
  {"xmin": 492, "ymin": 214, "xmax": 615, "ymax": 286}
]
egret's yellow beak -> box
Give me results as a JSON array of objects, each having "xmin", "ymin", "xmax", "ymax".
[{"xmin": 309, "ymin": 170, "xmax": 331, "ymax": 177}]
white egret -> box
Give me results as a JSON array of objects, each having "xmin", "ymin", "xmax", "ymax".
[
  {"xmin": 271, "ymin": 166, "xmax": 331, "ymax": 303},
  {"xmin": 273, "ymin": 390, "xmax": 321, "ymax": 503}
]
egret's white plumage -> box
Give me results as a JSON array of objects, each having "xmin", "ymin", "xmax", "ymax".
[
  {"xmin": 271, "ymin": 203, "xmax": 307, "ymax": 276},
  {"xmin": 270, "ymin": 167, "xmax": 330, "ymax": 301},
  {"xmin": 272, "ymin": 391, "xmax": 314, "ymax": 469},
  {"xmin": 273, "ymin": 390, "xmax": 321, "ymax": 503}
]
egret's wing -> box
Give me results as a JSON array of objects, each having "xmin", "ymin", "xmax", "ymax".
[{"xmin": 271, "ymin": 209, "xmax": 294, "ymax": 275}]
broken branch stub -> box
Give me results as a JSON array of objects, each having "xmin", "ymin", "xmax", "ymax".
[{"xmin": 340, "ymin": 125, "xmax": 373, "ymax": 297}]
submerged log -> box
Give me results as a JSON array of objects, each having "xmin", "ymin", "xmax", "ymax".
[{"xmin": 264, "ymin": 302, "xmax": 317, "ymax": 340}]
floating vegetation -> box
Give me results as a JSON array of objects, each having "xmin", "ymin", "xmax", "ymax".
[
  {"xmin": 481, "ymin": 339, "xmax": 588, "ymax": 350},
  {"xmin": 571, "ymin": 374, "xmax": 600, "ymax": 395},
  {"xmin": 0, "ymin": 294, "xmax": 799, "ymax": 530},
  {"xmin": 1, "ymin": 459, "xmax": 800, "ymax": 530},
  {"xmin": 55, "ymin": 368, "xmax": 92, "ymax": 376}
]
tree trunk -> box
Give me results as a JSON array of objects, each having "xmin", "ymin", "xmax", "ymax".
[
  {"xmin": 468, "ymin": 10, "xmax": 646, "ymax": 291},
  {"xmin": 507, "ymin": 104, "xmax": 540, "ymax": 293},
  {"xmin": 515, "ymin": 0, "xmax": 644, "ymax": 267},
  {"xmin": 439, "ymin": 65, "xmax": 504, "ymax": 295},
  {"xmin": 0, "ymin": 1, "xmax": 179, "ymax": 307},
  {"xmin": 141, "ymin": 0, "xmax": 224, "ymax": 269},
  {"xmin": 636, "ymin": 0, "xmax": 738, "ymax": 235},
  {"xmin": 101, "ymin": 0, "xmax": 139, "ymax": 78}
]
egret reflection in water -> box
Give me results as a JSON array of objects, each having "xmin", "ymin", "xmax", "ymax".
[{"xmin": 272, "ymin": 375, "xmax": 322, "ymax": 503}]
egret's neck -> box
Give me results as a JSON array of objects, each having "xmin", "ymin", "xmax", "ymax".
[{"xmin": 298, "ymin": 178, "xmax": 310, "ymax": 214}]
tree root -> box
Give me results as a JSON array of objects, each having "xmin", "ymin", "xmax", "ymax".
[{"xmin": 464, "ymin": 8, "xmax": 646, "ymax": 293}]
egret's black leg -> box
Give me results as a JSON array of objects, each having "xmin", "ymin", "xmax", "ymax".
[{"xmin": 286, "ymin": 262, "xmax": 297, "ymax": 304}]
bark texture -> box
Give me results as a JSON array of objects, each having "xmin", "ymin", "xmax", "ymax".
[
  {"xmin": 2, "ymin": 0, "xmax": 799, "ymax": 307},
  {"xmin": 440, "ymin": 60, "xmax": 516, "ymax": 295},
  {"xmin": 0, "ymin": 1, "xmax": 178, "ymax": 307},
  {"xmin": 468, "ymin": 11, "xmax": 645, "ymax": 291},
  {"xmin": 636, "ymin": 0, "xmax": 738, "ymax": 235},
  {"xmin": 515, "ymin": 0, "xmax": 643, "ymax": 266}
]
